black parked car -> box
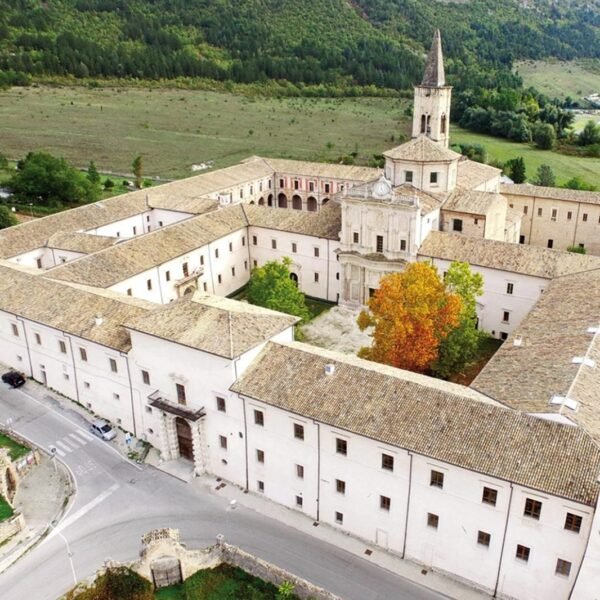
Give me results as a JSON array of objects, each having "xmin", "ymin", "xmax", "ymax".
[{"xmin": 1, "ymin": 371, "xmax": 25, "ymax": 388}]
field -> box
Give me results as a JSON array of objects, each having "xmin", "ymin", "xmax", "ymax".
[
  {"xmin": 450, "ymin": 126, "xmax": 600, "ymax": 187},
  {"xmin": 0, "ymin": 86, "xmax": 409, "ymax": 179},
  {"xmin": 515, "ymin": 59, "xmax": 600, "ymax": 100}
]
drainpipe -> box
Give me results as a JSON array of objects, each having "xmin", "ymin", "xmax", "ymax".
[
  {"xmin": 65, "ymin": 336, "xmax": 81, "ymax": 404},
  {"xmin": 315, "ymin": 420, "xmax": 321, "ymax": 521},
  {"xmin": 156, "ymin": 265, "xmax": 165, "ymax": 304},
  {"xmin": 122, "ymin": 352, "xmax": 137, "ymax": 437},
  {"xmin": 493, "ymin": 482, "xmax": 514, "ymax": 597},
  {"xmin": 241, "ymin": 395, "xmax": 249, "ymax": 491},
  {"xmin": 15, "ymin": 317, "xmax": 33, "ymax": 378},
  {"xmin": 402, "ymin": 451, "xmax": 413, "ymax": 558}
]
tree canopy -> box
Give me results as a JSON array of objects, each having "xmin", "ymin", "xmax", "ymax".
[
  {"xmin": 246, "ymin": 258, "xmax": 310, "ymax": 322},
  {"xmin": 8, "ymin": 152, "xmax": 100, "ymax": 206},
  {"xmin": 357, "ymin": 263, "xmax": 461, "ymax": 373},
  {"xmin": 0, "ymin": 206, "xmax": 18, "ymax": 230},
  {"xmin": 534, "ymin": 164, "xmax": 556, "ymax": 187}
]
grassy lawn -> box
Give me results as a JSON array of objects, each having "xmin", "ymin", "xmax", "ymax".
[
  {"xmin": 515, "ymin": 59, "xmax": 600, "ymax": 100},
  {"xmin": 0, "ymin": 433, "xmax": 29, "ymax": 461},
  {"xmin": 155, "ymin": 564, "xmax": 297, "ymax": 600},
  {"xmin": 448, "ymin": 336, "xmax": 503, "ymax": 386},
  {"xmin": 0, "ymin": 495, "xmax": 14, "ymax": 522},
  {"xmin": 450, "ymin": 126, "xmax": 600, "ymax": 187},
  {"xmin": 0, "ymin": 86, "xmax": 409, "ymax": 179}
]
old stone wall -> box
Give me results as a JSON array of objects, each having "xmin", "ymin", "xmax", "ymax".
[{"xmin": 0, "ymin": 512, "xmax": 24, "ymax": 545}]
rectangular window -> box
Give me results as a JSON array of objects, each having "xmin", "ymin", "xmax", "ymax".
[
  {"xmin": 430, "ymin": 470, "xmax": 444, "ymax": 488},
  {"xmin": 256, "ymin": 449, "xmax": 265, "ymax": 463},
  {"xmin": 109, "ymin": 358, "xmax": 118, "ymax": 373},
  {"xmin": 547, "ymin": 239, "xmax": 554, "ymax": 249},
  {"xmin": 538, "ymin": 207, "xmax": 543, "ymax": 217},
  {"xmin": 405, "ymin": 170, "xmax": 413, "ymax": 183},
  {"xmin": 296, "ymin": 464, "xmax": 304, "ymax": 479},
  {"xmin": 141, "ymin": 370, "xmax": 150, "ymax": 385},
  {"xmin": 503, "ymin": 311, "xmax": 510, "ymax": 323},
  {"xmin": 427, "ymin": 513, "xmax": 439, "ymax": 529},
  {"xmin": 336, "ymin": 479, "xmax": 346, "ymax": 494},
  {"xmin": 244, "ymin": 260, "xmax": 248, "ymax": 271},
  {"xmin": 215, "ymin": 248, "xmax": 219, "ymax": 259},
  {"xmin": 36, "ymin": 257, "xmax": 43, "ymax": 269},
  {"xmin": 324, "ymin": 183, "xmax": 330, "ymax": 194},
  {"xmin": 400, "ymin": 240, "xmax": 407, "ymax": 251},
  {"xmin": 381, "ymin": 453, "xmax": 394, "ymax": 471},
  {"xmin": 353, "ymin": 232, "xmax": 359, "ymax": 244},
  {"xmin": 568, "ymin": 211, "xmax": 572, "ymax": 220},
  {"xmin": 516, "ymin": 544, "xmax": 530, "ymax": 562},
  {"xmin": 294, "ymin": 423, "xmax": 304, "ymax": 440},
  {"xmin": 314, "ymin": 272, "xmax": 319, "ymax": 283},
  {"xmin": 519, "ymin": 235, "xmax": 525, "ymax": 244},
  {"xmin": 523, "ymin": 206, "xmax": 528, "ymax": 215},
  {"xmin": 314, "ymin": 247, "xmax": 320, "ymax": 258},
  {"xmin": 176, "ymin": 383, "xmax": 186, "ymax": 406},
  {"xmin": 58, "ymin": 341, "xmax": 67, "ymax": 354},
  {"xmin": 229, "ymin": 242, "xmax": 233, "ymax": 252},
  {"xmin": 376, "ymin": 235, "xmax": 384, "ymax": 253},
  {"xmin": 564, "ymin": 513, "xmax": 582, "ymax": 533},
  {"xmin": 217, "ymin": 274, "xmax": 222, "ymax": 284},
  {"xmin": 336, "ymin": 438, "xmax": 347, "ymax": 455},
  {"xmin": 231, "ymin": 267, "xmax": 236, "ymax": 277},
  {"xmin": 524, "ymin": 498, "xmax": 542, "ymax": 520},
  {"xmin": 127, "ymin": 288, "xmax": 132, "ymax": 296},
  {"xmin": 252, "ymin": 235, "xmax": 257, "ymax": 246},
  {"xmin": 257, "ymin": 480, "xmax": 265, "ymax": 492},
  {"xmin": 11, "ymin": 323, "xmax": 18, "ymax": 337},
  {"xmin": 34, "ymin": 333, "xmax": 41, "ymax": 345},
  {"xmin": 296, "ymin": 495, "xmax": 303, "ymax": 507},
  {"xmin": 279, "ymin": 179, "xmax": 284, "ymax": 188},
  {"xmin": 583, "ymin": 213, "xmax": 588, "ymax": 222},
  {"xmin": 219, "ymin": 435, "xmax": 227, "ymax": 449},
  {"xmin": 79, "ymin": 347, "xmax": 87, "ymax": 361},
  {"xmin": 380, "ymin": 495, "xmax": 391, "ymax": 511},
  {"xmin": 507, "ymin": 283, "xmax": 514, "ymax": 295},
  {"xmin": 430, "ymin": 172, "xmax": 438, "ymax": 184},
  {"xmin": 291, "ymin": 242, "xmax": 297, "ymax": 253},
  {"xmin": 555, "ymin": 559, "xmax": 572, "ymax": 577},
  {"xmin": 482, "ymin": 487, "xmax": 498, "ymax": 506},
  {"xmin": 500, "ymin": 331, "xmax": 508, "ymax": 341},
  {"xmin": 216, "ymin": 397, "xmax": 226, "ymax": 412},
  {"xmin": 551, "ymin": 208, "xmax": 557, "ymax": 221},
  {"xmin": 203, "ymin": 282, "xmax": 208, "ymax": 292},
  {"xmin": 453, "ymin": 219, "xmax": 463, "ymax": 232},
  {"xmin": 182, "ymin": 262, "xmax": 189, "ymax": 277},
  {"xmin": 242, "ymin": 236, "xmax": 246, "ymax": 247},
  {"xmin": 254, "ymin": 409, "xmax": 264, "ymax": 426},
  {"xmin": 477, "ymin": 531, "xmax": 491, "ymax": 547},
  {"xmin": 147, "ymin": 279, "xmax": 152, "ymax": 291},
  {"xmin": 335, "ymin": 511, "xmax": 343, "ymax": 524},
  {"xmin": 271, "ymin": 239, "xmax": 277, "ymax": 250},
  {"xmin": 309, "ymin": 181, "xmax": 314, "ymax": 192},
  {"xmin": 294, "ymin": 180, "xmax": 299, "ymax": 190},
  {"xmin": 165, "ymin": 270, "xmax": 171, "ymax": 282}
]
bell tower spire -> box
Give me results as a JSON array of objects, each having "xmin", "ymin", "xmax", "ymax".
[{"xmin": 412, "ymin": 29, "xmax": 452, "ymax": 148}]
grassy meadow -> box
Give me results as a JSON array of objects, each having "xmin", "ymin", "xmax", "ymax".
[
  {"xmin": 450, "ymin": 126, "xmax": 600, "ymax": 187},
  {"xmin": 0, "ymin": 86, "xmax": 409, "ymax": 179}
]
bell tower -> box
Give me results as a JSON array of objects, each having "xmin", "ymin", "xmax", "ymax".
[{"xmin": 412, "ymin": 29, "xmax": 452, "ymax": 148}]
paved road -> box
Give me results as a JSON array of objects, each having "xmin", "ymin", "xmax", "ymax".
[{"xmin": 0, "ymin": 385, "xmax": 447, "ymax": 600}]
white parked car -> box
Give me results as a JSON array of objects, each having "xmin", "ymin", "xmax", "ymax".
[{"xmin": 90, "ymin": 419, "xmax": 117, "ymax": 441}]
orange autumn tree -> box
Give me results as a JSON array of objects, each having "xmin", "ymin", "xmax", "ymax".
[{"xmin": 357, "ymin": 263, "xmax": 462, "ymax": 373}]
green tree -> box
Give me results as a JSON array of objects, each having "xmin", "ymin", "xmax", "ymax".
[
  {"xmin": 0, "ymin": 206, "xmax": 18, "ymax": 229},
  {"xmin": 8, "ymin": 152, "xmax": 99, "ymax": 206},
  {"xmin": 534, "ymin": 164, "xmax": 556, "ymax": 187},
  {"xmin": 532, "ymin": 122, "xmax": 556, "ymax": 150},
  {"xmin": 506, "ymin": 157, "xmax": 526, "ymax": 183},
  {"xmin": 433, "ymin": 262, "xmax": 484, "ymax": 379},
  {"xmin": 563, "ymin": 176, "xmax": 597, "ymax": 191},
  {"xmin": 87, "ymin": 160, "xmax": 101, "ymax": 186},
  {"xmin": 132, "ymin": 155, "xmax": 143, "ymax": 189},
  {"xmin": 246, "ymin": 257, "xmax": 310, "ymax": 322},
  {"xmin": 578, "ymin": 120, "xmax": 600, "ymax": 146}
]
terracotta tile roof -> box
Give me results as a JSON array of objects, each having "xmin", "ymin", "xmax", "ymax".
[
  {"xmin": 472, "ymin": 269, "xmax": 600, "ymax": 444},
  {"xmin": 500, "ymin": 183, "xmax": 600, "ymax": 205},
  {"xmin": 0, "ymin": 265, "xmax": 153, "ymax": 351},
  {"xmin": 383, "ymin": 135, "xmax": 461, "ymax": 162},
  {"xmin": 244, "ymin": 203, "xmax": 341, "ymax": 240},
  {"xmin": 442, "ymin": 190, "xmax": 506, "ymax": 216},
  {"xmin": 418, "ymin": 231, "xmax": 600, "ymax": 279},
  {"xmin": 124, "ymin": 294, "xmax": 298, "ymax": 359},
  {"xmin": 455, "ymin": 159, "xmax": 501, "ymax": 190},
  {"xmin": 45, "ymin": 231, "xmax": 118, "ymax": 254},
  {"xmin": 262, "ymin": 158, "xmax": 378, "ymax": 182},
  {"xmin": 232, "ymin": 341, "xmax": 600, "ymax": 505},
  {"xmin": 45, "ymin": 204, "xmax": 248, "ymax": 288}
]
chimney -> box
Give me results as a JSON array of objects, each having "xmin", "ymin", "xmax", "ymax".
[
  {"xmin": 324, "ymin": 364, "xmax": 335, "ymax": 376},
  {"xmin": 94, "ymin": 315, "xmax": 104, "ymax": 326}
]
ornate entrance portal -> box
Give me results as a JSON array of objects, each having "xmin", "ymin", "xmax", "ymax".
[{"xmin": 175, "ymin": 417, "xmax": 193, "ymax": 460}]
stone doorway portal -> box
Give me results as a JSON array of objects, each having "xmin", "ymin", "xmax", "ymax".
[{"xmin": 175, "ymin": 418, "xmax": 193, "ymax": 461}]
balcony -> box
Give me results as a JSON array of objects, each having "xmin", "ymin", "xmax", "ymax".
[{"xmin": 148, "ymin": 390, "xmax": 205, "ymax": 421}]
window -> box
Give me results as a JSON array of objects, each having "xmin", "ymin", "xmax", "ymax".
[
  {"xmin": 515, "ymin": 544, "xmax": 530, "ymax": 562},
  {"xmin": 176, "ymin": 383, "xmax": 186, "ymax": 406},
  {"xmin": 579, "ymin": 243, "xmax": 585, "ymax": 249},
  {"xmin": 294, "ymin": 423, "xmax": 304, "ymax": 440},
  {"xmin": 500, "ymin": 331, "xmax": 508, "ymax": 341},
  {"xmin": 242, "ymin": 236, "xmax": 246, "ymax": 247},
  {"xmin": 430, "ymin": 470, "xmax": 444, "ymax": 488},
  {"xmin": 380, "ymin": 495, "xmax": 391, "ymax": 511},
  {"xmin": 296, "ymin": 495, "xmax": 303, "ymax": 507},
  {"xmin": 400, "ymin": 239, "xmax": 406, "ymax": 251},
  {"xmin": 296, "ymin": 464, "xmax": 304, "ymax": 479},
  {"xmin": 583, "ymin": 213, "xmax": 588, "ymax": 222},
  {"xmin": 482, "ymin": 487, "xmax": 498, "ymax": 506},
  {"xmin": 503, "ymin": 311, "xmax": 510, "ymax": 323},
  {"xmin": 141, "ymin": 370, "xmax": 150, "ymax": 385},
  {"xmin": 538, "ymin": 207, "xmax": 543, "ymax": 217},
  {"xmin": 271, "ymin": 239, "xmax": 277, "ymax": 250},
  {"xmin": 519, "ymin": 235, "xmax": 525, "ymax": 244},
  {"xmin": 127, "ymin": 288, "xmax": 132, "ymax": 296},
  {"xmin": 294, "ymin": 180, "xmax": 299, "ymax": 190},
  {"xmin": 336, "ymin": 438, "xmax": 347, "ymax": 455},
  {"xmin": 325, "ymin": 183, "xmax": 330, "ymax": 194},
  {"xmin": 11, "ymin": 323, "xmax": 18, "ymax": 337},
  {"xmin": 256, "ymin": 449, "xmax": 265, "ymax": 463},
  {"xmin": 405, "ymin": 170, "xmax": 413, "ymax": 183},
  {"xmin": 309, "ymin": 181, "xmax": 314, "ymax": 192},
  {"xmin": 376, "ymin": 235, "xmax": 384, "ymax": 253},
  {"xmin": 477, "ymin": 531, "xmax": 491, "ymax": 547},
  {"xmin": 314, "ymin": 272, "xmax": 319, "ymax": 283},
  {"xmin": 524, "ymin": 498, "xmax": 542, "ymax": 520},
  {"xmin": 219, "ymin": 435, "xmax": 227, "ymax": 449},
  {"xmin": 427, "ymin": 513, "xmax": 439, "ymax": 529},
  {"xmin": 353, "ymin": 232, "xmax": 359, "ymax": 244},
  {"xmin": 217, "ymin": 274, "xmax": 222, "ymax": 284},
  {"xmin": 555, "ymin": 559, "xmax": 572, "ymax": 577},
  {"xmin": 252, "ymin": 235, "xmax": 258, "ymax": 246},
  {"xmin": 36, "ymin": 258, "xmax": 42, "ymax": 269},
  {"xmin": 182, "ymin": 262, "xmax": 189, "ymax": 277},
  {"xmin": 109, "ymin": 358, "xmax": 118, "ymax": 373},
  {"xmin": 231, "ymin": 267, "xmax": 236, "ymax": 277},
  {"xmin": 257, "ymin": 480, "xmax": 264, "ymax": 492},
  {"xmin": 547, "ymin": 239, "xmax": 554, "ymax": 249},
  {"xmin": 80, "ymin": 348, "xmax": 88, "ymax": 362},
  {"xmin": 147, "ymin": 279, "xmax": 152, "ymax": 291},
  {"xmin": 568, "ymin": 211, "xmax": 573, "ymax": 220},
  {"xmin": 336, "ymin": 479, "xmax": 346, "ymax": 494},
  {"xmin": 59, "ymin": 340, "xmax": 67, "ymax": 354},
  {"xmin": 523, "ymin": 205, "xmax": 528, "ymax": 215},
  {"xmin": 253, "ymin": 260, "xmax": 257, "ymax": 268},
  {"xmin": 314, "ymin": 247, "xmax": 320, "ymax": 258},
  {"xmin": 215, "ymin": 248, "xmax": 219, "ymax": 259},
  {"xmin": 229, "ymin": 242, "xmax": 233, "ymax": 252},
  {"xmin": 381, "ymin": 453, "xmax": 394, "ymax": 471},
  {"xmin": 453, "ymin": 219, "xmax": 463, "ymax": 232},
  {"xmin": 254, "ymin": 409, "xmax": 264, "ymax": 426},
  {"xmin": 564, "ymin": 513, "xmax": 582, "ymax": 533},
  {"xmin": 203, "ymin": 282, "xmax": 208, "ymax": 292},
  {"xmin": 430, "ymin": 172, "xmax": 438, "ymax": 184},
  {"xmin": 165, "ymin": 270, "xmax": 171, "ymax": 282},
  {"xmin": 216, "ymin": 397, "xmax": 226, "ymax": 412},
  {"xmin": 507, "ymin": 283, "xmax": 514, "ymax": 295},
  {"xmin": 113, "ymin": 392, "xmax": 120, "ymax": 400},
  {"xmin": 335, "ymin": 511, "xmax": 343, "ymax": 524},
  {"xmin": 291, "ymin": 242, "xmax": 297, "ymax": 253},
  {"xmin": 84, "ymin": 381, "xmax": 90, "ymax": 389},
  {"xmin": 551, "ymin": 208, "xmax": 557, "ymax": 221}
]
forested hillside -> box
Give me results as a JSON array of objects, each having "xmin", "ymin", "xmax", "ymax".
[{"xmin": 0, "ymin": 0, "xmax": 598, "ymax": 91}]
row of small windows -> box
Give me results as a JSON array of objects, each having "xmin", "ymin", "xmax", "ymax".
[
  {"xmin": 279, "ymin": 178, "xmax": 337, "ymax": 194},
  {"xmin": 523, "ymin": 204, "xmax": 598, "ymax": 224}
]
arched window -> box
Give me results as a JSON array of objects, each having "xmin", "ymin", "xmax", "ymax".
[
  {"xmin": 321, "ymin": 198, "xmax": 329, "ymax": 206},
  {"xmin": 267, "ymin": 194, "xmax": 273, "ymax": 207},
  {"xmin": 278, "ymin": 193, "xmax": 288, "ymax": 208},
  {"xmin": 292, "ymin": 195, "xmax": 302, "ymax": 210},
  {"xmin": 420, "ymin": 114, "xmax": 426, "ymax": 134},
  {"xmin": 307, "ymin": 197, "xmax": 317, "ymax": 212},
  {"xmin": 441, "ymin": 114, "xmax": 447, "ymax": 134},
  {"xmin": 258, "ymin": 197, "xmax": 265, "ymax": 206},
  {"xmin": 290, "ymin": 272, "xmax": 299, "ymax": 286}
]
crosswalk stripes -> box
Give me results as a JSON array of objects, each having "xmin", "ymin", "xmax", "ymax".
[{"xmin": 49, "ymin": 429, "xmax": 93, "ymax": 457}]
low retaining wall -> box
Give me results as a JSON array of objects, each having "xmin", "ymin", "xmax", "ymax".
[{"xmin": 0, "ymin": 512, "xmax": 24, "ymax": 545}]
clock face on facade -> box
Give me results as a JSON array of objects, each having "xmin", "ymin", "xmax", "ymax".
[{"xmin": 373, "ymin": 180, "xmax": 391, "ymax": 199}]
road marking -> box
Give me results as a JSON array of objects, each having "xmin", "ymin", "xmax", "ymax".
[
  {"xmin": 50, "ymin": 445, "xmax": 66, "ymax": 457},
  {"xmin": 67, "ymin": 433, "xmax": 85, "ymax": 447},
  {"xmin": 74, "ymin": 430, "xmax": 94, "ymax": 442},
  {"xmin": 55, "ymin": 440, "xmax": 74, "ymax": 452},
  {"xmin": 46, "ymin": 483, "xmax": 120, "ymax": 541}
]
